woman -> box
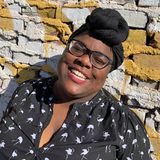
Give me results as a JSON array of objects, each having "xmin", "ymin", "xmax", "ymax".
[{"xmin": 0, "ymin": 8, "xmax": 152, "ymax": 160}]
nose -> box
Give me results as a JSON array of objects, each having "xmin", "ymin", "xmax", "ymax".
[{"xmin": 74, "ymin": 54, "xmax": 92, "ymax": 69}]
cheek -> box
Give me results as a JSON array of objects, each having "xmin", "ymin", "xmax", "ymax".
[
  {"xmin": 93, "ymin": 67, "xmax": 109, "ymax": 81},
  {"xmin": 91, "ymin": 70, "xmax": 107, "ymax": 89},
  {"xmin": 61, "ymin": 51, "xmax": 74, "ymax": 64},
  {"xmin": 57, "ymin": 53, "xmax": 74, "ymax": 79}
]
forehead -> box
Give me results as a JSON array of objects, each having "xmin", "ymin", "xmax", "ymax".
[{"xmin": 74, "ymin": 33, "xmax": 113, "ymax": 59}]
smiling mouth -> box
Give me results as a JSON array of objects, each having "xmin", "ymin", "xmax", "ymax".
[
  {"xmin": 68, "ymin": 67, "xmax": 87, "ymax": 84},
  {"xmin": 70, "ymin": 68, "xmax": 86, "ymax": 80}
]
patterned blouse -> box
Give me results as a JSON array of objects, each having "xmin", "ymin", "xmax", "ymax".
[{"xmin": 0, "ymin": 77, "xmax": 152, "ymax": 160}]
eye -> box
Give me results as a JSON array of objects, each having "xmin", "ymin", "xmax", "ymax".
[
  {"xmin": 71, "ymin": 42, "xmax": 83, "ymax": 53},
  {"xmin": 92, "ymin": 53, "xmax": 107, "ymax": 65},
  {"xmin": 94, "ymin": 57, "xmax": 106, "ymax": 65}
]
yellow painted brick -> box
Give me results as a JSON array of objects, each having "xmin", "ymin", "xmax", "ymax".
[
  {"xmin": 16, "ymin": 68, "xmax": 37, "ymax": 83},
  {"xmin": 154, "ymin": 32, "xmax": 160, "ymax": 49},
  {"xmin": 45, "ymin": 35, "xmax": 59, "ymax": 41},
  {"xmin": 13, "ymin": 62, "xmax": 29, "ymax": 69},
  {"xmin": 0, "ymin": 57, "xmax": 6, "ymax": 64},
  {"xmin": 0, "ymin": 8, "xmax": 12, "ymax": 18},
  {"xmin": 150, "ymin": 138, "xmax": 160, "ymax": 160},
  {"xmin": 44, "ymin": 43, "xmax": 49, "ymax": 58},
  {"xmin": 41, "ymin": 17, "xmax": 71, "ymax": 43},
  {"xmin": 145, "ymin": 125, "xmax": 160, "ymax": 160},
  {"xmin": 124, "ymin": 59, "xmax": 160, "ymax": 81},
  {"xmin": 63, "ymin": 0, "xmax": 99, "ymax": 8},
  {"xmin": 145, "ymin": 124, "xmax": 160, "ymax": 139},
  {"xmin": 26, "ymin": 0, "xmax": 58, "ymax": 9},
  {"xmin": 37, "ymin": 8, "xmax": 56, "ymax": 18},
  {"xmin": 0, "ymin": 17, "xmax": 13, "ymax": 30},
  {"xmin": 133, "ymin": 54, "xmax": 160, "ymax": 69},
  {"xmin": 43, "ymin": 24, "xmax": 59, "ymax": 41},
  {"xmin": 123, "ymin": 42, "xmax": 160, "ymax": 58},
  {"xmin": 42, "ymin": 18, "xmax": 71, "ymax": 35},
  {"xmin": 5, "ymin": 63, "xmax": 17, "ymax": 76},
  {"xmin": 126, "ymin": 29, "xmax": 146, "ymax": 45},
  {"xmin": 55, "ymin": 6, "xmax": 62, "ymax": 19},
  {"xmin": 0, "ymin": 0, "xmax": 5, "ymax": 9},
  {"xmin": 41, "ymin": 64, "xmax": 56, "ymax": 75},
  {"xmin": 0, "ymin": 6, "xmax": 13, "ymax": 30}
]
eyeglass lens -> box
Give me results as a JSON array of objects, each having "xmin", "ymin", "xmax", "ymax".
[{"xmin": 68, "ymin": 39, "xmax": 112, "ymax": 69}]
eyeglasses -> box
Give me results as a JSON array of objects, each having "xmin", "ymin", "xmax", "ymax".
[{"xmin": 67, "ymin": 39, "xmax": 112, "ymax": 69}]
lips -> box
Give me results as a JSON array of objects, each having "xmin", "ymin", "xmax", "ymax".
[
  {"xmin": 68, "ymin": 67, "xmax": 88, "ymax": 84},
  {"xmin": 71, "ymin": 68, "xmax": 86, "ymax": 80}
]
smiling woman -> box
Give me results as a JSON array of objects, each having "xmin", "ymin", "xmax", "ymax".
[
  {"xmin": 55, "ymin": 33, "xmax": 113, "ymax": 100},
  {"xmin": 0, "ymin": 8, "xmax": 153, "ymax": 160}
]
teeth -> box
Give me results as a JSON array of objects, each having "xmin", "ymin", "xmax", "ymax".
[{"xmin": 71, "ymin": 69, "xmax": 86, "ymax": 80}]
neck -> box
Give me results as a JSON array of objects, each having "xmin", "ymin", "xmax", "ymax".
[{"xmin": 52, "ymin": 80, "xmax": 98, "ymax": 105}]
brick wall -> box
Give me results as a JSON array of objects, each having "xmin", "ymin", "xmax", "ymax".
[{"xmin": 0, "ymin": 0, "xmax": 160, "ymax": 159}]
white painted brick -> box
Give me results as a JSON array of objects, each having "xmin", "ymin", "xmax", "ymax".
[
  {"xmin": 2, "ymin": 40, "xmax": 40, "ymax": 56},
  {"xmin": 0, "ymin": 79, "xmax": 18, "ymax": 119},
  {"xmin": 0, "ymin": 41, "xmax": 9, "ymax": 49},
  {"xmin": 18, "ymin": 35, "xmax": 28, "ymax": 46},
  {"xmin": 62, "ymin": 8, "xmax": 91, "ymax": 22},
  {"xmin": 25, "ymin": 41, "xmax": 44, "ymax": 56},
  {"xmin": 0, "ymin": 46, "xmax": 13, "ymax": 60},
  {"xmin": 0, "ymin": 30, "xmax": 17, "ymax": 40},
  {"xmin": 132, "ymin": 78, "xmax": 158, "ymax": 89},
  {"xmin": 73, "ymin": 19, "xmax": 86, "ymax": 30},
  {"xmin": 132, "ymin": 108, "xmax": 148, "ymax": 123},
  {"xmin": 14, "ymin": 0, "xmax": 29, "ymax": 7},
  {"xmin": 5, "ymin": 0, "xmax": 14, "ymax": 4},
  {"xmin": 99, "ymin": 0, "xmax": 107, "ymax": 3},
  {"xmin": 2, "ymin": 66, "xmax": 15, "ymax": 77},
  {"xmin": 42, "ymin": 42, "xmax": 64, "ymax": 58},
  {"xmin": 108, "ymin": 0, "xmax": 135, "ymax": 5},
  {"xmin": 146, "ymin": 17, "xmax": 160, "ymax": 33},
  {"xmin": 117, "ymin": 10, "xmax": 148, "ymax": 28},
  {"xmin": 9, "ymin": 3, "xmax": 21, "ymax": 13},
  {"xmin": 39, "ymin": 71, "xmax": 51, "ymax": 78},
  {"xmin": 46, "ymin": 56, "xmax": 62, "ymax": 73},
  {"xmin": 146, "ymin": 117, "xmax": 156, "ymax": 131},
  {"xmin": 25, "ymin": 22, "xmax": 44, "ymax": 40},
  {"xmin": 125, "ymin": 85, "xmax": 160, "ymax": 109},
  {"xmin": 0, "ymin": 69, "xmax": 10, "ymax": 81},
  {"xmin": 29, "ymin": 56, "xmax": 46, "ymax": 66},
  {"xmin": 13, "ymin": 52, "xmax": 30, "ymax": 64},
  {"xmin": 104, "ymin": 66, "xmax": 160, "ymax": 109},
  {"xmin": 17, "ymin": 36, "xmax": 44, "ymax": 56},
  {"xmin": 22, "ymin": 6, "xmax": 38, "ymax": 16},
  {"xmin": 154, "ymin": 110, "xmax": 160, "ymax": 122},
  {"xmin": 138, "ymin": 0, "xmax": 160, "ymax": 7},
  {"xmin": 1, "ymin": 78, "xmax": 10, "ymax": 90},
  {"xmin": 6, "ymin": 3, "xmax": 21, "ymax": 18},
  {"xmin": 13, "ymin": 19, "xmax": 24, "ymax": 32}
]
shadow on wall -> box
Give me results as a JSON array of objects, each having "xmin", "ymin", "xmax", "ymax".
[{"xmin": 0, "ymin": 54, "xmax": 61, "ymax": 119}]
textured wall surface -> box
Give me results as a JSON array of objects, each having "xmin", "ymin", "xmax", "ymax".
[{"xmin": 0, "ymin": 0, "xmax": 160, "ymax": 159}]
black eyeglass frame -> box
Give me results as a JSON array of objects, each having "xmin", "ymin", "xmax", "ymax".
[{"xmin": 67, "ymin": 39, "xmax": 113, "ymax": 69}]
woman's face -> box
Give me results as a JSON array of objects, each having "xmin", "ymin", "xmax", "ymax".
[{"xmin": 57, "ymin": 33, "xmax": 113, "ymax": 100}]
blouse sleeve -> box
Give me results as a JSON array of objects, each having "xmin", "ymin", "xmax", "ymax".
[
  {"xmin": 117, "ymin": 107, "xmax": 152, "ymax": 160},
  {"xmin": 1, "ymin": 80, "xmax": 34, "ymax": 119}
]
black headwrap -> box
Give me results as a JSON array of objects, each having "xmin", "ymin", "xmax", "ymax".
[{"xmin": 68, "ymin": 8, "xmax": 129, "ymax": 71}]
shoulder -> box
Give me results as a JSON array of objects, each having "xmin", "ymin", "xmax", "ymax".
[
  {"xmin": 102, "ymin": 88, "xmax": 148, "ymax": 135},
  {"xmin": 5, "ymin": 77, "xmax": 56, "ymax": 113},
  {"xmin": 101, "ymin": 88, "xmax": 141, "ymax": 124},
  {"xmin": 101, "ymin": 88, "xmax": 152, "ymax": 159}
]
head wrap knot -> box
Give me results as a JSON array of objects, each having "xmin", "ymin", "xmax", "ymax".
[{"xmin": 68, "ymin": 8, "xmax": 129, "ymax": 71}]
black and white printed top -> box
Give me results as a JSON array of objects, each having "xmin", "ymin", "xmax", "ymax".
[{"xmin": 0, "ymin": 77, "xmax": 152, "ymax": 160}]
